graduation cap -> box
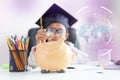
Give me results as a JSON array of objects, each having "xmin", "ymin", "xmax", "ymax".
[{"xmin": 35, "ymin": 3, "xmax": 77, "ymax": 29}]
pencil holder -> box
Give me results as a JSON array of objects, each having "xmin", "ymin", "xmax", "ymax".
[{"xmin": 9, "ymin": 50, "xmax": 28, "ymax": 72}]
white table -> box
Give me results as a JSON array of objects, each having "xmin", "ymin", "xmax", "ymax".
[{"xmin": 0, "ymin": 64, "xmax": 120, "ymax": 80}]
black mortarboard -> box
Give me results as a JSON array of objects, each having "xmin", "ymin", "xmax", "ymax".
[{"xmin": 35, "ymin": 3, "xmax": 77, "ymax": 29}]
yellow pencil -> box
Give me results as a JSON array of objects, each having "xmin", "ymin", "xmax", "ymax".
[
  {"xmin": 6, "ymin": 38, "xmax": 13, "ymax": 50},
  {"xmin": 40, "ymin": 17, "xmax": 43, "ymax": 29},
  {"xmin": 25, "ymin": 37, "xmax": 30, "ymax": 50}
]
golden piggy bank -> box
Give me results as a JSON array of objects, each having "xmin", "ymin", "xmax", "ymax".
[{"xmin": 35, "ymin": 38, "xmax": 75, "ymax": 73}]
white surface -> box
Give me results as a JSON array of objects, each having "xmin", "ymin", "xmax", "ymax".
[{"xmin": 0, "ymin": 64, "xmax": 120, "ymax": 80}]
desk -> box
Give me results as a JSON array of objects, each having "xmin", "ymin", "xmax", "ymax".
[{"xmin": 0, "ymin": 64, "xmax": 120, "ymax": 80}]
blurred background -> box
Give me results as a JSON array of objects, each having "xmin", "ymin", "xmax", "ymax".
[{"xmin": 0, "ymin": 0, "xmax": 120, "ymax": 66}]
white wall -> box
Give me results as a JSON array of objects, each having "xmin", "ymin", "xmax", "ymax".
[
  {"xmin": 0, "ymin": 0, "xmax": 120, "ymax": 66},
  {"xmin": 110, "ymin": 0, "xmax": 120, "ymax": 61},
  {"xmin": 0, "ymin": 0, "xmax": 58, "ymax": 66}
]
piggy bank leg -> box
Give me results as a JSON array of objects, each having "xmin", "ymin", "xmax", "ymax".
[
  {"xmin": 57, "ymin": 69, "xmax": 65, "ymax": 73},
  {"xmin": 41, "ymin": 69, "xmax": 50, "ymax": 73}
]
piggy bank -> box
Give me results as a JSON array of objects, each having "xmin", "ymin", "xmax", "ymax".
[{"xmin": 35, "ymin": 38, "xmax": 75, "ymax": 73}]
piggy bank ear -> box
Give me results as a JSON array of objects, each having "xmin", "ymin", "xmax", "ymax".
[{"xmin": 56, "ymin": 37, "xmax": 65, "ymax": 47}]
